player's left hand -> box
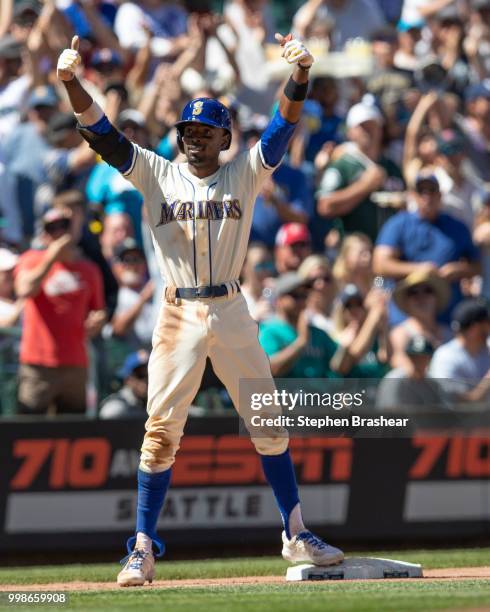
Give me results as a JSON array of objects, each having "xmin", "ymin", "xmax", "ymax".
[{"xmin": 275, "ymin": 33, "xmax": 314, "ymax": 69}]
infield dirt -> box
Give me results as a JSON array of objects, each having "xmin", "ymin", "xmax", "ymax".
[{"xmin": 1, "ymin": 567, "xmax": 489, "ymax": 591}]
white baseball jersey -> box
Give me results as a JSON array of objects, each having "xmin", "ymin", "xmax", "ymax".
[{"xmin": 123, "ymin": 142, "xmax": 273, "ymax": 288}]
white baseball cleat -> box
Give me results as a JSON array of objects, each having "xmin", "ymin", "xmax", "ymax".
[
  {"xmin": 117, "ymin": 549, "xmax": 155, "ymax": 587},
  {"xmin": 282, "ymin": 530, "xmax": 344, "ymax": 566}
]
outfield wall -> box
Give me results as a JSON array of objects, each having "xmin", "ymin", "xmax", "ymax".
[{"xmin": 0, "ymin": 417, "xmax": 488, "ymax": 552}]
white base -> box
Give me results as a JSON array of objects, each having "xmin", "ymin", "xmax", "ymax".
[{"xmin": 286, "ymin": 557, "xmax": 423, "ymax": 581}]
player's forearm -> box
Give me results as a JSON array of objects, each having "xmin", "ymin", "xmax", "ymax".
[
  {"xmin": 63, "ymin": 77, "xmax": 94, "ymax": 114},
  {"xmin": 279, "ymin": 65, "xmax": 309, "ymax": 124}
]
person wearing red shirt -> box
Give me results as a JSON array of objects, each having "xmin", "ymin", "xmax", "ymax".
[{"xmin": 14, "ymin": 207, "xmax": 106, "ymax": 414}]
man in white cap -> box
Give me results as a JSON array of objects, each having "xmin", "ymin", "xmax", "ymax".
[{"xmin": 316, "ymin": 95, "xmax": 404, "ymax": 241}]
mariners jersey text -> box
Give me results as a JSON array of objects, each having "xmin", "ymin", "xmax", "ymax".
[{"xmin": 156, "ymin": 198, "xmax": 242, "ymax": 226}]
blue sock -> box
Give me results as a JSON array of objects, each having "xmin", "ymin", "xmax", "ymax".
[
  {"xmin": 260, "ymin": 450, "xmax": 299, "ymax": 539},
  {"xmin": 128, "ymin": 468, "xmax": 171, "ymax": 557}
]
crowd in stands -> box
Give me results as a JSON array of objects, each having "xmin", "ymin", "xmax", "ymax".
[{"xmin": 0, "ymin": 0, "xmax": 489, "ymax": 418}]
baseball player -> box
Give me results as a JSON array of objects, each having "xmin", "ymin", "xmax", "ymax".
[{"xmin": 57, "ymin": 32, "xmax": 344, "ymax": 587}]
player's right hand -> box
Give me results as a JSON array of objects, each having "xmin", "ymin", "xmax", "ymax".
[{"xmin": 57, "ymin": 36, "xmax": 81, "ymax": 81}]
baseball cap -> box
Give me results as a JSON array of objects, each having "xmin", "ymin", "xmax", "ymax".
[
  {"xmin": 452, "ymin": 299, "xmax": 490, "ymax": 332},
  {"xmin": 472, "ymin": 0, "xmax": 490, "ymax": 10},
  {"xmin": 338, "ymin": 284, "xmax": 363, "ymax": 306},
  {"xmin": 27, "ymin": 86, "xmax": 58, "ymax": 109},
  {"xmin": 42, "ymin": 208, "xmax": 71, "ymax": 227},
  {"xmin": 117, "ymin": 109, "xmax": 146, "ymax": 130},
  {"xmin": 435, "ymin": 3, "xmax": 460, "ymax": 22},
  {"xmin": 114, "ymin": 237, "xmax": 144, "ymax": 261},
  {"xmin": 415, "ymin": 171, "xmax": 440, "ymax": 189},
  {"xmin": 405, "ymin": 335, "xmax": 435, "ymax": 356},
  {"xmin": 46, "ymin": 112, "xmax": 77, "ymax": 145},
  {"xmin": 91, "ymin": 48, "xmax": 122, "ymax": 68},
  {"xmin": 13, "ymin": 0, "xmax": 40, "ymax": 22},
  {"xmin": 275, "ymin": 223, "xmax": 311, "ymax": 247},
  {"xmin": 465, "ymin": 80, "xmax": 490, "ymax": 102},
  {"xmin": 274, "ymin": 271, "xmax": 307, "ymax": 297},
  {"xmin": 118, "ymin": 350, "xmax": 150, "ymax": 379},
  {"xmin": 0, "ymin": 35, "xmax": 22, "ymax": 59},
  {"xmin": 0, "ymin": 248, "xmax": 19, "ymax": 272},
  {"xmin": 346, "ymin": 96, "xmax": 383, "ymax": 129},
  {"xmin": 397, "ymin": 18, "xmax": 425, "ymax": 32}
]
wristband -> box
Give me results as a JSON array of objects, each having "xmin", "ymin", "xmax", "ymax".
[{"xmin": 284, "ymin": 76, "xmax": 308, "ymax": 102}]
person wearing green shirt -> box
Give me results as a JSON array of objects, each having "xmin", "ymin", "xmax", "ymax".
[
  {"xmin": 259, "ymin": 271, "xmax": 385, "ymax": 378},
  {"xmin": 316, "ymin": 97, "xmax": 404, "ymax": 242}
]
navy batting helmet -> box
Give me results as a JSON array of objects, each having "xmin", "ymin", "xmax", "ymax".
[{"xmin": 176, "ymin": 97, "xmax": 232, "ymax": 151}]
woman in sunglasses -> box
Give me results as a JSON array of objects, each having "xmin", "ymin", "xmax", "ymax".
[{"xmin": 390, "ymin": 269, "xmax": 452, "ymax": 370}]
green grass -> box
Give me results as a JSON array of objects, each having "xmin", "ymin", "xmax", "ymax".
[
  {"xmin": 0, "ymin": 547, "xmax": 488, "ymax": 585},
  {"xmin": 0, "ymin": 549, "xmax": 489, "ymax": 612},
  {"xmin": 2, "ymin": 582, "xmax": 490, "ymax": 612}
]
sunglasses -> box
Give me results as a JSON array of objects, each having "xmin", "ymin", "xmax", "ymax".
[
  {"xmin": 407, "ymin": 285, "xmax": 434, "ymax": 297},
  {"xmin": 45, "ymin": 218, "xmax": 70, "ymax": 234}
]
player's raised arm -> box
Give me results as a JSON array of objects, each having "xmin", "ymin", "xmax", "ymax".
[
  {"xmin": 57, "ymin": 36, "xmax": 135, "ymax": 174},
  {"xmin": 258, "ymin": 34, "xmax": 314, "ymax": 170},
  {"xmin": 276, "ymin": 33, "xmax": 313, "ymax": 124}
]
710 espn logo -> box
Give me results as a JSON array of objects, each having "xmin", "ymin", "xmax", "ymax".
[{"xmin": 8, "ymin": 433, "xmax": 490, "ymax": 491}]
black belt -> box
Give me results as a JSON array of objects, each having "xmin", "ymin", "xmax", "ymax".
[{"xmin": 175, "ymin": 284, "xmax": 240, "ymax": 299}]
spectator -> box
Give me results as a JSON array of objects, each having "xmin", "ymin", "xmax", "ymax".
[
  {"xmin": 274, "ymin": 222, "xmax": 313, "ymax": 274},
  {"xmin": 259, "ymin": 272, "xmax": 386, "ymax": 378},
  {"xmin": 376, "ymin": 335, "xmax": 446, "ymax": 411},
  {"xmin": 224, "ymin": 0, "xmax": 277, "ymax": 114},
  {"xmin": 373, "ymin": 171, "xmax": 481, "ymax": 325},
  {"xmin": 331, "ymin": 283, "xmax": 390, "ymax": 376},
  {"xmin": 251, "ymin": 176, "xmax": 310, "ymax": 247},
  {"xmin": 258, "ymin": 271, "xmax": 344, "ymax": 378},
  {"xmin": 100, "ymin": 210, "xmax": 135, "ymax": 262},
  {"xmin": 293, "ymin": 0, "xmax": 386, "ymax": 51},
  {"xmin": 389, "ymin": 269, "xmax": 452, "ymax": 369},
  {"xmin": 317, "ymin": 96, "xmax": 404, "ymax": 242},
  {"xmin": 107, "ymin": 238, "xmax": 154, "ymax": 350},
  {"xmin": 473, "ymin": 192, "xmax": 490, "ymax": 301},
  {"xmin": 332, "ymin": 232, "xmax": 373, "ymax": 296},
  {"xmin": 367, "ymin": 26, "xmax": 414, "ymax": 112},
  {"xmin": 0, "ymin": 143, "xmax": 22, "ymax": 246},
  {"xmin": 114, "ymin": 0, "xmax": 188, "ymax": 58},
  {"xmin": 0, "ymin": 248, "xmax": 22, "ymax": 329},
  {"xmin": 14, "ymin": 208, "xmax": 106, "ymax": 415},
  {"xmin": 303, "ymin": 77, "xmax": 344, "ymax": 164},
  {"xmin": 2, "ymin": 86, "xmax": 59, "ymax": 238},
  {"xmin": 52, "ymin": 190, "xmax": 119, "ymax": 321},
  {"xmin": 394, "ymin": 18, "xmax": 424, "ymax": 72},
  {"xmin": 429, "ymin": 299, "xmax": 490, "ymax": 402},
  {"xmin": 0, "ymin": 34, "xmax": 30, "ymax": 138},
  {"xmin": 457, "ymin": 81, "xmax": 490, "ymax": 182},
  {"xmin": 434, "ymin": 129, "xmax": 480, "ymax": 229},
  {"xmin": 298, "ymin": 254, "xmax": 336, "ymax": 336},
  {"xmin": 241, "ymin": 242, "xmax": 276, "ymax": 322},
  {"xmin": 86, "ymin": 110, "xmax": 149, "ymax": 246},
  {"xmin": 99, "ymin": 350, "xmax": 149, "ymax": 419}
]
